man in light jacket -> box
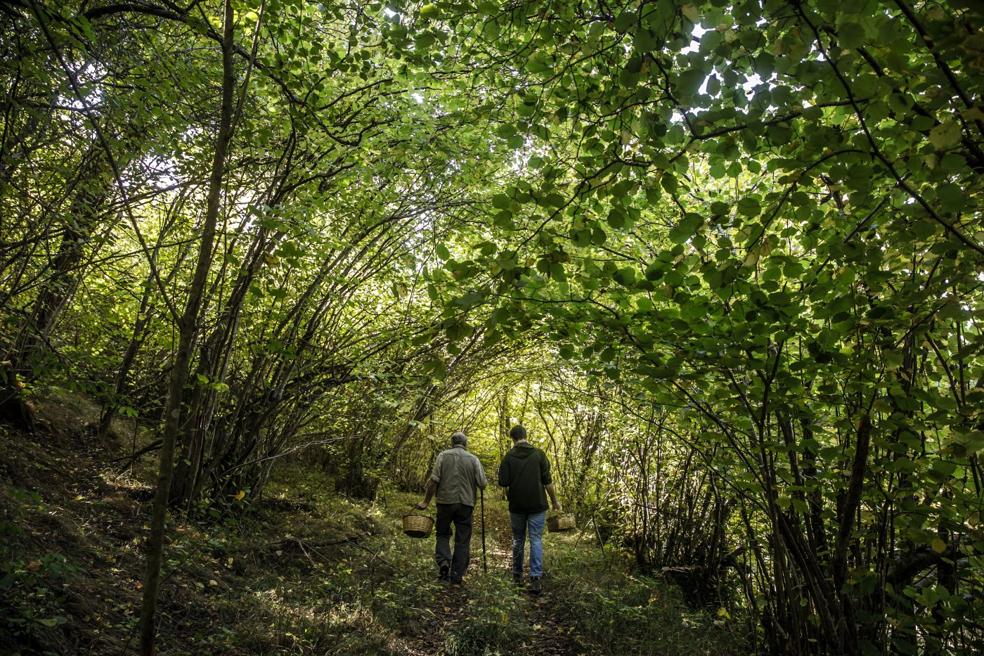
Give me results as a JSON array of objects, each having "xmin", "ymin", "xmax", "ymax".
[{"xmin": 417, "ymin": 431, "xmax": 488, "ymax": 584}]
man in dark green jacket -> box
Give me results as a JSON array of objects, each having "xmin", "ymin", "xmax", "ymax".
[{"xmin": 497, "ymin": 425, "xmax": 561, "ymax": 594}]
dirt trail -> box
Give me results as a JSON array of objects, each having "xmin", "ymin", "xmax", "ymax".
[
  {"xmin": 486, "ymin": 504, "xmax": 581, "ymax": 656},
  {"xmin": 521, "ymin": 592, "xmax": 579, "ymax": 656},
  {"xmin": 403, "ymin": 500, "xmax": 582, "ymax": 656},
  {"xmin": 404, "ymin": 584, "xmax": 470, "ymax": 656}
]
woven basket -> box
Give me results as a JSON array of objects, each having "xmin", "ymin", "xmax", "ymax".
[
  {"xmin": 547, "ymin": 513, "xmax": 576, "ymax": 533},
  {"xmin": 402, "ymin": 514, "xmax": 434, "ymax": 538}
]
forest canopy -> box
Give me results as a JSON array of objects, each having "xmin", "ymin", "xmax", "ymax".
[{"xmin": 0, "ymin": 0, "xmax": 982, "ymax": 654}]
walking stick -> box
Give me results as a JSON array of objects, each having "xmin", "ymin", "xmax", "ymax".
[{"xmin": 480, "ymin": 487, "xmax": 487, "ymax": 573}]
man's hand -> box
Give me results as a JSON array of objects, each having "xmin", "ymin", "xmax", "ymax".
[
  {"xmin": 545, "ymin": 483, "xmax": 561, "ymax": 512},
  {"xmin": 418, "ymin": 479, "xmax": 436, "ymax": 510}
]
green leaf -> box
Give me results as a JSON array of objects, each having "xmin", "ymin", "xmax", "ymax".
[
  {"xmin": 676, "ymin": 68, "xmax": 705, "ymax": 100},
  {"xmin": 607, "ymin": 207, "xmax": 627, "ymax": 229},
  {"xmin": 614, "ymin": 10, "xmax": 636, "ymax": 32},
  {"xmin": 929, "ymin": 121, "xmax": 961, "ymax": 150},
  {"xmin": 669, "ymin": 213, "xmax": 702, "ymax": 244},
  {"xmin": 424, "ymin": 358, "xmax": 447, "ymax": 380},
  {"xmin": 526, "ymin": 52, "xmax": 551, "ymax": 74},
  {"xmin": 935, "ymin": 183, "xmax": 964, "ymax": 214},
  {"xmin": 419, "ymin": 3, "xmax": 440, "ymax": 19},
  {"xmin": 838, "ymin": 22, "xmax": 865, "ymax": 49},
  {"xmin": 613, "ymin": 266, "xmax": 637, "ymax": 287},
  {"xmin": 491, "ymin": 193, "xmax": 511, "ymax": 209},
  {"xmin": 493, "ymin": 210, "xmax": 514, "ymax": 229}
]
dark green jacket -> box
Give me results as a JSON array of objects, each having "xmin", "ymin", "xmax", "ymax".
[{"xmin": 497, "ymin": 442, "xmax": 551, "ymax": 514}]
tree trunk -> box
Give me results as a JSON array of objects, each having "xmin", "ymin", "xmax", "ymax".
[
  {"xmin": 137, "ymin": 3, "xmax": 236, "ymax": 653},
  {"xmin": 170, "ymin": 226, "xmax": 276, "ymax": 506}
]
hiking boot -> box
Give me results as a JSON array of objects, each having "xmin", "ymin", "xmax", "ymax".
[
  {"xmin": 529, "ymin": 576, "xmax": 542, "ymax": 595},
  {"xmin": 512, "ymin": 572, "xmax": 523, "ymax": 586},
  {"xmin": 438, "ymin": 562, "xmax": 450, "ymax": 582}
]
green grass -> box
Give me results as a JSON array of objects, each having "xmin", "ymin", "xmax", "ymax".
[
  {"xmin": 546, "ymin": 539, "xmax": 748, "ymax": 655},
  {"xmin": 1, "ymin": 430, "xmax": 745, "ymax": 656},
  {"xmin": 203, "ymin": 472, "xmax": 746, "ymax": 656}
]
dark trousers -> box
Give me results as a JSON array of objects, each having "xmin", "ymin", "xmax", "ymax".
[{"xmin": 435, "ymin": 502, "xmax": 474, "ymax": 582}]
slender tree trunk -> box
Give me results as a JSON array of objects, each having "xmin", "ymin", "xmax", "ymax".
[
  {"xmin": 137, "ymin": 3, "xmax": 236, "ymax": 653},
  {"xmin": 831, "ymin": 414, "xmax": 872, "ymax": 655},
  {"xmin": 171, "ymin": 226, "xmax": 275, "ymax": 505},
  {"xmin": 799, "ymin": 416, "xmax": 827, "ymax": 557}
]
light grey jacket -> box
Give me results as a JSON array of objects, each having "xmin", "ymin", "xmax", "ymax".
[{"xmin": 430, "ymin": 445, "xmax": 488, "ymax": 507}]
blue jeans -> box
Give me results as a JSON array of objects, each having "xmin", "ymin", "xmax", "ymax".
[{"xmin": 510, "ymin": 511, "xmax": 546, "ymax": 578}]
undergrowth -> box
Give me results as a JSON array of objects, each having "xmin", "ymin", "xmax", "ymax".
[
  {"xmin": 546, "ymin": 538, "xmax": 748, "ymax": 655},
  {"xmin": 1, "ymin": 414, "xmax": 745, "ymax": 656}
]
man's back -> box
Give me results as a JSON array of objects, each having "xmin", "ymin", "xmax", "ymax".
[
  {"xmin": 497, "ymin": 442, "xmax": 551, "ymax": 514},
  {"xmin": 432, "ymin": 446, "xmax": 486, "ymax": 506}
]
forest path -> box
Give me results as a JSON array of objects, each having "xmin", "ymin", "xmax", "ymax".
[
  {"xmin": 401, "ymin": 495, "xmax": 582, "ymax": 655},
  {"xmin": 487, "ymin": 502, "xmax": 580, "ymax": 656},
  {"xmin": 0, "ymin": 405, "xmax": 739, "ymax": 656}
]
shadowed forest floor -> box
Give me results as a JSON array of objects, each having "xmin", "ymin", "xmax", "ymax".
[{"xmin": 0, "ymin": 392, "xmax": 745, "ymax": 655}]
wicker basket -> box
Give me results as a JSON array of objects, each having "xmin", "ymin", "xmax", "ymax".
[
  {"xmin": 547, "ymin": 513, "xmax": 576, "ymax": 533},
  {"xmin": 402, "ymin": 514, "xmax": 434, "ymax": 538}
]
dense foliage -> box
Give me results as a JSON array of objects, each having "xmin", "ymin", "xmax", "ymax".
[{"xmin": 1, "ymin": 0, "xmax": 982, "ymax": 654}]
